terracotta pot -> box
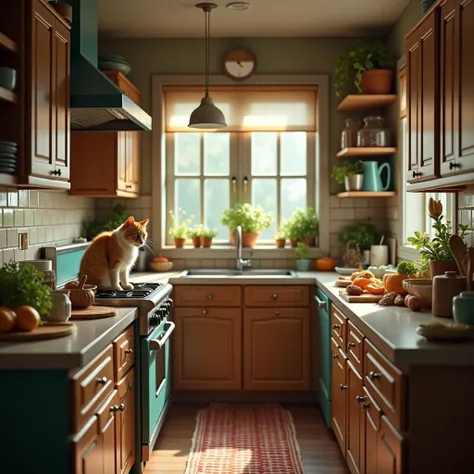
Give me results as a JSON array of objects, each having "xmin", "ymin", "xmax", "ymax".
[
  {"xmin": 429, "ymin": 260, "xmax": 458, "ymax": 278},
  {"xmin": 174, "ymin": 237, "xmax": 186, "ymax": 248},
  {"xmin": 230, "ymin": 232, "xmax": 259, "ymax": 248},
  {"xmin": 360, "ymin": 69, "xmax": 394, "ymax": 94},
  {"xmin": 275, "ymin": 239, "xmax": 286, "ymax": 248},
  {"xmin": 201, "ymin": 237, "xmax": 213, "ymax": 248},
  {"xmin": 290, "ymin": 239, "xmax": 298, "ymax": 248},
  {"xmin": 191, "ymin": 236, "xmax": 201, "ymax": 248},
  {"xmin": 302, "ymin": 237, "xmax": 315, "ymax": 247}
]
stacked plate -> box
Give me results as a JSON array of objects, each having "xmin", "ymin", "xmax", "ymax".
[
  {"xmin": 98, "ymin": 54, "xmax": 132, "ymax": 76},
  {"xmin": 0, "ymin": 141, "xmax": 18, "ymax": 174}
]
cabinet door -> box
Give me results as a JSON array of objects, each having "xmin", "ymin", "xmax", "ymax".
[
  {"xmin": 73, "ymin": 417, "xmax": 104, "ymax": 474},
  {"xmin": 116, "ymin": 369, "xmax": 135, "ymax": 474},
  {"xmin": 173, "ymin": 307, "xmax": 242, "ymax": 390},
  {"xmin": 117, "ymin": 132, "xmax": 128, "ymax": 192},
  {"xmin": 364, "ymin": 388, "xmax": 381, "ymax": 474},
  {"xmin": 346, "ymin": 361, "xmax": 364, "ymax": 474},
  {"xmin": 331, "ymin": 338, "xmax": 347, "ymax": 456},
  {"xmin": 377, "ymin": 416, "xmax": 403, "ymax": 474},
  {"xmin": 53, "ymin": 19, "xmax": 70, "ymax": 180},
  {"xmin": 243, "ymin": 308, "xmax": 310, "ymax": 391},
  {"xmin": 97, "ymin": 390, "xmax": 120, "ymax": 474},
  {"xmin": 29, "ymin": 0, "xmax": 55, "ymax": 178}
]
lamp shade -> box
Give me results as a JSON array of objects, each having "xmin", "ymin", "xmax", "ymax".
[{"xmin": 188, "ymin": 95, "xmax": 227, "ymax": 129}]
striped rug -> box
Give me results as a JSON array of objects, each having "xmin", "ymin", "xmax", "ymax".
[{"xmin": 184, "ymin": 404, "xmax": 305, "ymax": 474}]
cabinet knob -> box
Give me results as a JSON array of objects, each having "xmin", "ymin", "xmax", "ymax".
[
  {"xmin": 363, "ymin": 402, "xmax": 370, "ymax": 409},
  {"xmin": 333, "ymin": 324, "xmax": 340, "ymax": 329},
  {"xmin": 96, "ymin": 376, "xmax": 108, "ymax": 385},
  {"xmin": 412, "ymin": 171, "xmax": 422, "ymax": 178},
  {"xmin": 272, "ymin": 294, "xmax": 278, "ymax": 300},
  {"xmin": 126, "ymin": 184, "xmax": 132, "ymax": 189},
  {"xmin": 118, "ymin": 403, "xmax": 125, "ymax": 412},
  {"xmin": 369, "ymin": 371, "xmax": 381, "ymax": 380},
  {"xmin": 202, "ymin": 309, "xmax": 208, "ymax": 315},
  {"xmin": 348, "ymin": 342, "xmax": 356, "ymax": 349},
  {"xmin": 449, "ymin": 162, "xmax": 461, "ymax": 170},
  {"xmin": 332, "ymin": 353, "xmax": 339, "ymax": 359},
  {"xmin": 125, "ymin": 348, "xmax": 133, "ymax": 354},
  {"xmin": 356, "ymin": 395, "xmax": 366, "ymax": 404},
  {"xmin": 207, "ymin": 294, "xmax": 213, "ymax": 300},
  {"xmin": 340, "ymin": 384, "xmax": 348, "ymax": 391},
  {"xmin": 50, "ymin": 169, "xmax": 61, "ymax": 176}
]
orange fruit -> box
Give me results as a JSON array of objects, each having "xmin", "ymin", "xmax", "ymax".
[
  {"xmin": 0, "ymin": 306, "xmax": 16, "ymax": 333},
  {"xmin": 15, "ymin": 306, "xmax": 41, "ymax": 332}
]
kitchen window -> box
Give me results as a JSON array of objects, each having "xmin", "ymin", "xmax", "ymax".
[{"xmin": 163, "ymin": 85, "xmax": 318, "ymax": 246}]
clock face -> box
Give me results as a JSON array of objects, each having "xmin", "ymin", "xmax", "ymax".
[{"xmin": 224, "ymin": 48, "xmax": 256, "ymax": 80}]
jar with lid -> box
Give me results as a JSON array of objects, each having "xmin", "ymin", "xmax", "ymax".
[
  {"xmin": 341, "ymin": 118, "xmax": 359, "ymax": 149},
  {"xmin": 357, "ymin": 116, "xmax": 390, "ymax": 147}
]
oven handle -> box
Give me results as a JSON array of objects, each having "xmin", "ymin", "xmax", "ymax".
[{"xmin": 149, "ymin": 321, "xmax": 175, "ymax": 351}]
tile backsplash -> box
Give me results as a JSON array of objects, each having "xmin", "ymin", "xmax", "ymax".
[{"xmin": 0, "ymin": 188, "xmax": 94, "ymax": 266}]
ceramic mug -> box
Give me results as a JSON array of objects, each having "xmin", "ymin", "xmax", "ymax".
[
  {"xmin": 370, "ymin": 245, "xmax": 389, "ymax": 266},
  {"xmin": 46, "ymin": 290, "xmax": 72, "ymax": 322},
  {"xmin": 453, "ymin": 291, "xmax": 474, "ymax": 325}
]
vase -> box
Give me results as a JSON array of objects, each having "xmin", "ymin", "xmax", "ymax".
[
  {"xmin": 421, "ymin": 0, "xmax": 436, "ymax": 14},
  {"xmin": 201, "ymin": 237, "xmax": 213, "ymax": 248},
  {"xmin": 230, "ymin": 232, "xmax": 259, "ymax": 248},
  {"xmin": 296, "ymin": 259, "xmax": 310, "ymax": 271},
  {"xmin": 275, "ymin": 239, "xmax": 286, "ymax": 248},
  {"xmin": 344, "ymin": 174, "xmax": 364, "ymax": 191},
  {"xmin": 429, "ymin": 260, "xmax": 458, "ymax": 278},
  {"xmin": 191, "ymin": 236, "xmax": 201, "ymax": 248},
  {"xmin": 174, "ymin": 237, "xmax": 186, "ymax": 248},
  {"xmin": 302, "ymin": 237, "xmax": 315, "ymax": 247},
  {"xmin": 360, "ymin": 69, "xmax": 394, "ymax": 94}
]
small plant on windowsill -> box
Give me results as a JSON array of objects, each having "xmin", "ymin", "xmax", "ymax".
[
  {"xmin": 221, "ymin": 203, "xmax": 273, "ymax": 248},
  {"xmin": 201, "ymin": 227, "xmax": 218, "ymax": 248},
  {"xmin": 295, "ymin": 242, "xmax": 311, "ymax": 272},
  {"xmin": 169, "ymin": 208, "xmax": 193, "ymax": 248},
  {"xmin": 187, "ymin": 226, "xmax": 203, "ymax": 248},
  {"xmin": 286, "ymin": 208, "xmax": 319, "ymax": 248},
  {"xmin": 274, "ymin": 227, "xmax": 287, "ymax": 248}
]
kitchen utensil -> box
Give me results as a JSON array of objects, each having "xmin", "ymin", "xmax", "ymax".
[
  {"xmin": 402, "ymin": 278, "xmax": 432, "ymax": 309},
  {"xmin": 432, "ymin": 271, "xmax": 467, "ymax": 318},
  {"xmin": 379, "ymin": 235, "xmax": 385, "ymax": 245},
  {"xmin": 339, "ymin": 290, "xmax": 384, "ymax": 303},
  {"xmin": 70, "ymin": 306, "xmax": 118, "ymax": 320},
  {"xmin": 0, "ymin": 67, "xmax": 16, "ymax": 91},
  {"xmin": 416, "ymin": 322, "xmax": 474, "ymax": 342},
  {"xmin": 46, "ymin": 290, "xmax": 72, "ymax": 322},
  {"xmin": 0, "ymin": 322, "xmax": 75, "ymax": 341},
  {"xmin": 370, "ymin": 245, "xmax": 389, "ymax": 266},
  {"xmin": 362, "ymin": 161, "xmax": 391, "ymax": 191},
  {"xmin": 448, "ymin": 235, "xmax": 466, "ymax": 276},
  {"xmin": 453, "ymin": 291, "xmax": 474, "ymax": 325}
]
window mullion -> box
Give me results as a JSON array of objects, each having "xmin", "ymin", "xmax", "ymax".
[
  {"xmin": 165, "ymin": 133, "xmax": 175, "ymax": 246},
  {"xmin": 242, "ymin": 133, "xmax": 251, "ymax": 203},
  {"xmin": 200, "ymin": 134, "xmax": 205, "ymax": 226},
  {"xmin": 277, "ymin": 133, "xmax": 281, "ymax": 226},
  {"xmin": 307, "ymin": 132, "xmax": 316, "ymax": 209}
]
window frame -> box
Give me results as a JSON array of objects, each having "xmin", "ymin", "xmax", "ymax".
[{"xmin": 152, "ymin": 74, "xmax": 330, "ymax": 259}]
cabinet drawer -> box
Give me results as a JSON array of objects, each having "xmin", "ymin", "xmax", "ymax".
[
  {"xmin": 96, "ymin": 389, "xmax": 119, "ymax": 432},
  {"xmin": 364, "ymin": 339, "xmax": 404, "ymax": 430},
  {"xmin": 331, "ymin": 305, "xmax": 347, "ymax": 348},
  {"xmin": 347, "ymin": 321, "xmax": 364, "ymax": 374},
  {"xmin": 72, "ymin": 345, "xmax": 114, "ymax": 432},
  {"xmin": 244, "ymin": 286, "xmax": 309, "ymax": 307},
  {"xmin": 174, "ymin": 285, "xmax": 241, "ymax": 307},
  {"xmin": 113, "ymin": 325, "xmax": 135, "ymax": 381}
]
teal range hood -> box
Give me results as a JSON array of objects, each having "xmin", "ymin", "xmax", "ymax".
[{"xmin": 66, "ymin": 0, "xmax": 152, "ymax": 131}]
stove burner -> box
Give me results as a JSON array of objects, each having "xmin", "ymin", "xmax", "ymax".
[{"xmin": 95, "ymin": 282, "xmax": 163, "ymax": 299}]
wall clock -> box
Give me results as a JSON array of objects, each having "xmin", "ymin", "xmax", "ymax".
[{"xmin": 223, "ymin": 47, "xmax": 256, "ymax": 81}]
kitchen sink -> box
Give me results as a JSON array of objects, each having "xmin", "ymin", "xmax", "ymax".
[{"xmin": 179, "ymin": 269, "xmax": 299, "ymax": 278}]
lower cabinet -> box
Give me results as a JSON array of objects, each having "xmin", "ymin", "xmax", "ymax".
[
  {"xmin": 346, "ymin": 360, "xmax": 364, "ymax": 474},
  {"xmin": 331, "ymin": 338, "xmax": 347, "ymax": 454}
]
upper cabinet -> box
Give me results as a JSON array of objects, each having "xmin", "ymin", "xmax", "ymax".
[
  {"xmin": 69, "ymin": 72, "xmax": 141, "ymax": 198},
  {"xmin": 406, "ymin": 0, "xmax": 474, "ymax": 190}
]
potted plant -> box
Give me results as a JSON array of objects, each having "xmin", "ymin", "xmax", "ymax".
[
  {"xmin": 221, "ymin": 203, "xmax": 272, "ymax": 248},
  {"xmin": 335, "ymin": 40, "xmax": 396, "ymax": 97},
  {"xmin": 286, "ymin": 208, "xmax": 319, "ymax": 247},
  {"xmin": 407, "ymin": 198, "xmax": 469, "ymax": 277},
  {"xmin": 331, "ymin": 161, "xmax": 364, "ymax": 191},
  {"xmin": 201, "ymin": 227, "xmax": 218, "ymax": 248},
  {"xmin": 187, "ymin": 226, "xmax": 203, "ymax": 248},
  {"xmin": 274, "ymin": 228, "xmax": 287, "ymax": 248},
  {"xmin": 295, "ymin": 242, "xmax": 311, "ymax": 271},
  {"xmin": 169, "ymin": 208, "xmax": 193, "ymax": 248}
]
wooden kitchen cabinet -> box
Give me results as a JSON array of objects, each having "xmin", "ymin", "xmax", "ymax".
[
  {"xmin": 173, "ymin": 307, "xmax": 242, "ymax": 390},
  {"xmin": 331, "ymin": 337, "xmax": 347, "ymax": 456},
  {"xmin": 116, "ymin": 369, "xmax": 135, "ymax": 474},
  {"xmin": 346, "ymin": 360, "xmax": 364, "ymax": 474},
  {"xmin": 242, "ymin": 308, "xmax": 310, "ymax": 390},
  {"xmin": 70, "ymin": 73, "xmax": 141, "ymax": 197}
]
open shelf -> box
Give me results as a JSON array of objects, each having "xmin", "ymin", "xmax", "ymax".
[
  {"xmin": 0, "ymin": 32, "xmax": 18, "ymax": 53},
  {"xmin": 0, "ymin": 85, "xmax": 17, "ymax": 104},
  {"xmin": 337, "ymin": 191, "xmax": 397, "ymax": 198},
  {"xmin": 337, "ymin": 94, "xmax": 397, "ymax": 111},
  {"xmin": 337, "ymin": 147, "xmax": 397, "ymax": 157}
]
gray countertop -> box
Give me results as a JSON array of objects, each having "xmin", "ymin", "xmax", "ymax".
[{"xmin": 0, "ymin": 307, "xmax": 138, "ymax": 370}]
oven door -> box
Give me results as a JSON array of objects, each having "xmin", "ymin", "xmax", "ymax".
[{"xmin": 141, "ymin": 318, "xmax": 175, "ymax": 460}]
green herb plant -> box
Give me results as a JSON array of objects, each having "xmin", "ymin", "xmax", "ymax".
[
  {"xmin": 83, "ymin": 203, "xmax": 128, "ymax": 241},
  {"xmin": 295, "ymin": 242, "xmax": 310, "ymax": 260},
  {"xmin": 201, "ymin": 227, "xmax": 218, "ymax": 238},
  {"xmin": 221, "ymin": 203, "xmax": 272, "ymax": 233},
  {"xmin": 340, "ymin": 221, "xmax": 380, "ymax": 251},
  {"xmin": 0, "ymin": 262, "xmax": 53, "ymax": 317},
  {"xmin": 187, "ymin": 226, "xmax": 203, "ymax": 238},
  {"xmin": 396, "ymin": 261, "xmax": 418, "ymax": 275},
  {"xmin": 286, "ymin": 208, "xmax": 319, "ymax": 240},
  {"xmin": 335, "ymin": 40, "xmax": 396, "ymax": 97},
  {"xmin": 331, "ymin": 161, "xmax": 364, "ymax": 184},
  {"xmin": 169, "ymin": 208, "xmax": 194, "ymax": 238}
]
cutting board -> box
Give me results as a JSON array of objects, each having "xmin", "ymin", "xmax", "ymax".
[
  {"xmin": 339, "ymin": 289, "xmax": 384, "ymax": 303},
  {"xmin": 70, "ymin": 306, "xmax": 118, "ymax": 320},
  {"xmin": 0, "ymin": 322, "xmax": 76, "ymax": 341},
  {"xmin": 335, "ymin": 279, "xmax": 351, "ymax": 288}
]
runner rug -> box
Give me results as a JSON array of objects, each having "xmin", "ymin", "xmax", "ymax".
[{"xmin": 184, "ymin": 403, "xmax": 305, "ymax": 474}]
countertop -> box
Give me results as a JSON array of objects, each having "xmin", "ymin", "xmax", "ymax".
[
  {"xmin": 0, "ymin": 307, "xmax": 138, "ymax": 370},
  {"xmin": 132, "ymin": 269, "xmax": 474, "ymax": 368}
]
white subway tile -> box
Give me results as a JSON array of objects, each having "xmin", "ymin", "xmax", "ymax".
[
  {"xmin": 29, "ymin": 191, "xmax": 39, "ymax": 208},
  {"xmin": 14, "ymin": 249, "xmax": 25, "ymax": 261},
  {"xmin": 7, "ymin": 229, "xmax": 17, "ymax": 247},
  {"xmin": 0, "ymin": 229, "xmax": 6, "ymax": 248},
  {"xmin": 3, "ymin": 248, "xmax": 14, "ymax": 264},
  {"xmin": 18, "ymin": 190, "xmax": 29, "ymax": 207},
  {"xmin": 24, "ymin": 209, "xmax": 34, "ymax": 227},
  {"xmin": 29, "ymin": 227, "xmax": 37, "ymax": 245},
  {"xmin": 7, "ymin": 191, "xmax": 18, "ymax": 207},
  {"xmin": 34, "ymin": 210, "xmax": 43, "ymax": 226},
  {"xmin": 0, "ymin": 190, "xmax": 7, "ymax": 207},
  {"xmin": 3, "ymin": 209, "xmax": 13, "ymax": 227},
  {"xmin": 37, "ymin": 227, "xmax": 46, "ymax": 243},
  {"xmin": 14, "ymin": 209, "xmax": 24, "ymax": 227}
]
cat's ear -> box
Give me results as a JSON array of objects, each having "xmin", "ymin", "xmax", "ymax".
[
  {"xmin": 139, "ymin": 218, "xmax": 149, "ymax": 227},
  {"xmin": 124, "ymin": 216, "xmax": 135, "ymax": 227}
]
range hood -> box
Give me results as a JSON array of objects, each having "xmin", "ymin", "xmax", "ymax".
[{"xmin": 66, "ymin": 0, "xmax": 152, "ymax": 131}]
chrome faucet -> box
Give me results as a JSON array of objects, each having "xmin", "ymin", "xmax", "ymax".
[{"xmin": 236, "ymin": 225, "xmax": 251, "ymax": 272}]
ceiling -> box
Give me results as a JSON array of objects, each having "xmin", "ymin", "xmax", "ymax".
[{"xmin": 98, "ymin": 0, "xmax": 411, "ymax": 38}]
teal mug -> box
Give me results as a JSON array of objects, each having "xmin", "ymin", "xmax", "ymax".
[
  {"xmin": 362, "ymin": 161, "xmax": 391, "ymax": 192},
  {"xmin": 453, "ymin": 292, "xmax": 474, "ymax": 325}
]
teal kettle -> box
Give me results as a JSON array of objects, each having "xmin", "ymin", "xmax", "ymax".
[{"xmin": 362, "ymin": 161, "xmax": 391, "ymax": 192}]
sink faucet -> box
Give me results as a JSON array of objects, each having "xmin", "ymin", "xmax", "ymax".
[{"xmin": 236, "ymin": 225, "xmax": 251, "ymax": 272}]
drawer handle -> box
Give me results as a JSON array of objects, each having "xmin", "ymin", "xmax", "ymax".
[
  {"xmin": 340, "ymin": 384, "xmax": 348, "ymax": 391},
  {"xmin": 207, "ymin": 294, "xmax": 213, "ymax": 300},
  {"xmin": 126, "ymin": 184, "xmax": 132, "ymax": 189},
  {"xmin": 369, "ymin": 371, "xmax": 381, "ymax": 380},
  {"xmin": 202, "ymin": 309, "xmax": 208, "ymax": 315},
  {"xmin": 332, "ymin": 353, "xmax": 339, "ymax": 359},
  {"xmin": 272, "ymin": 294, "xmax": 278, "ymax": 300},
  {"xmin": 362, "ymin": 401, "xmax": 370, "ymax": 409},
  {"xmin": 314, "ymin": 296, "xmax": 326, "ymax": 308},
  {"xmin": 97, "ymin": 377, "xmax": 108, "ymax": 385},
  {"xmin": 356, "ymin": 395, "xmax": 366, "ymax": 404},
  {"xmin": 275, "ymin": 311, "xmax": 280, "ymax": 316},
  {"xmin": 333, "ymin": 324, "xmax": 340, "ymax": 329},
  {"xmin": 348, "ymin": 342, "xmax": 356, "ymax": 349},
  {"xmin": 412, "ymin": 171, "xmax": 422, "ymax": 178},
  {"xmin": 110, "ymin": 404, "xmax": 125, "ymax": 413},
  {"xmin": 125, "ymin": 348, "xmax": 133, "ymax": 354},
  {"xmin": 449, "ymin": 162, "xmax": 461, "ymax": 170}
]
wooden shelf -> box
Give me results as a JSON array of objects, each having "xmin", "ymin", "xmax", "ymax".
[
  {"xmin": 337, "ymin": 147, "xmax": 397, "ymax": 157},
  {"xmin": 337, "ymin": 94, "xmax": 397, "ymax": 111},
  {"xmin": 0, "ymin": 85, "xmax": 17, "ymax": 104},
  {"xmin": 0, "ymin": 32, "xmax": 18, "ymax": 53},
  {"xmin": 337, "ymin": 191, "xmax": 397, "ymax": 198}
]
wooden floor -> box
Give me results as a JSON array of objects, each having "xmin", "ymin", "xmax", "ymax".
[{"xmin": 144, "ymin": 404, "xmax": 348, "ymax": 474}]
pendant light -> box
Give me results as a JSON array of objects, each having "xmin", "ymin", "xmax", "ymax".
[{"xmin": 188, "ymin": 3, "xmax": 227, "ymax": 129}]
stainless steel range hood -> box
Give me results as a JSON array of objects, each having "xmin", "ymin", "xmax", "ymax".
[{"xmin": 67, "ymin": 0, "xmax": 152, "ymax": 131}]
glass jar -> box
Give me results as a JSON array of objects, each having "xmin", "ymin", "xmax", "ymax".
[
  {"xmin": 357, "ymin": 116, "xmax": 390, "ymax": 147},
  {"xmin": 341, "ymin": 118, "xmax": 359, "ymax": 149}
]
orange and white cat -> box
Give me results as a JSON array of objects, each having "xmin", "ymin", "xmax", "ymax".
[{"xmin": 79, "ymin": 216, "xmax": 149, "ymax": 291}]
